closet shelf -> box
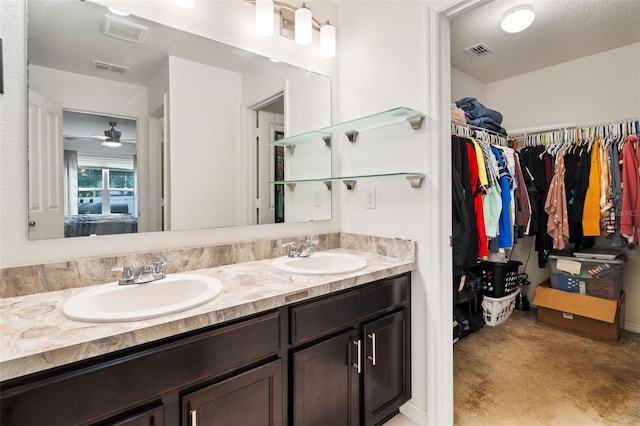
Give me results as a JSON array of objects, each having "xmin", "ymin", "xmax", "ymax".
[
  {"xmin": 269, "ymin": 130, "xmax": 331, "ymax": 153},
  {"xmin": 271, "ymin": 172, "xmax": 425, "ymax": 190},
  {"xmin": 321, "ymin": 107, "xmax": 425, "ymax": 142}
]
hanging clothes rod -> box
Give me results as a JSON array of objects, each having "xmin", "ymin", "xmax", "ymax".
[
  {"xmin": 451, "ymin": 120, "xmax": 507, "ymax": 146},
  {"xmin": 509, "ymin": 116, "xmax": 640, "ymax": 139}
]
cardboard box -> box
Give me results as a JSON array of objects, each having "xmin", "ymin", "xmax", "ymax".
[{"xmin": 533, "ymin": 281, "xmax": 624, "ymax": 342}]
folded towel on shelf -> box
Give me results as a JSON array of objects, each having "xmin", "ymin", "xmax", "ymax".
[{"xmin": 451, "ymin": 104, "xmax": 466, "ymax": 123}]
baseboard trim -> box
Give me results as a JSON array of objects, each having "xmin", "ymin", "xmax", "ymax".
[
  {"xmin": 400, "ymin": 401, "xmax": 427, "ymax": 425},
  {"xmin": 624, "ymin": 320, "xmax": 640, "ymax": 333}
]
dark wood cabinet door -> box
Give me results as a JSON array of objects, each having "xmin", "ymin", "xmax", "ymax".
[
  {"xmin": 292, "ymin": 330, "xmax": 360, "ymax": 426},
  {"xmin": 363, "ymin": 310, "xmax": 410, "ymax": 426},
  {"xmin": 182, "ymin": 359, "xmax": 283, "ymax": 426},
  {"xmin": 106, "ymin": 405, "xmax": 164, "ymax": 426}
]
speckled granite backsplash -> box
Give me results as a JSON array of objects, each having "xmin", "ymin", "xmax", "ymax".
[{"xmin": 0, "ymin": 233, "xmax": 414, "ymax": 298}]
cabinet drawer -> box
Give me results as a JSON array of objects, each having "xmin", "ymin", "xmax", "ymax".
[
  {"xmin": 1, "ymin": 311, "xmax": 281, "ymax": 426},
  {"xmin": 290, "ymin": 274, "xmax": 409, "ymax": 345}
]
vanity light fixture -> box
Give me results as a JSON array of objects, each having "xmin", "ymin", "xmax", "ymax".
[
  {"xmin": 294, "ymin": 3, "xmax": 312, "ymax": 45},
  {"xmin": 500, "ymin": 5, "xmax": 535, "ymax": 33},
  {"xmin": 256, "ymin": 0, "xmax": 274, "ymax": 36},
  {"xmin": 320, "ymin": 22, "xmax": 335, "ymax": 58},
  {"xmin": 173, "ymin": 0, "xmax": 195, "ymax": 9},
  {"xmin": 248, "ymin": 0, "xmax": 336, "ymax": 58}
]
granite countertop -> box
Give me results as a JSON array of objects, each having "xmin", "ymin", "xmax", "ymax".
[{"xmin": 0, "ymin": 249, "xmax": 414, "ymax": 382}]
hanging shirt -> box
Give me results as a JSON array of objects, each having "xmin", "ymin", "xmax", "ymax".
[
  {"xmin": 490, "ymin": 145, "xmax": 513, "ymax": 249},
  {"xmin": 544, "ymin": 145, "xmax": 570, "ymax": 249},
  {"xmin": 466, "ymin": 141, "xmax": 489, "ymax": 258},
  {"xmin": 582, "ymin": 140, "xmax": 602, "ymax": 236},
  {"xmin": 620, "ymin": 135, "xmax": 640, "ymax": 245}
]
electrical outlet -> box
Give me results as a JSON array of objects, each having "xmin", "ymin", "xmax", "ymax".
[
  {"xmin": 314, "ymin": 190, "xmax": 322, "ymax": 207},
  {"xmin": 365, "ymin": 187, "xmax": 376, "ymax": 209}
]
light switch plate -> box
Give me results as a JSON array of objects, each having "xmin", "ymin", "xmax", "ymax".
[{"xmin": 365, "ymin": 187, "xmax": 376, "ymax": 209}]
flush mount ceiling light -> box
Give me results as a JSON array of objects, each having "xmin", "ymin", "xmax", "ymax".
[
  {"xmin": 501, "ymin": 5, "xmax": 535, "ymax": 33},
  {"xmin": 248, "ymin": 0, "xmax": 336, "ymax": 58}
]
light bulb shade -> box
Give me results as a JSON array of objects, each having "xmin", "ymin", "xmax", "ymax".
[
  {"xmin": 501, "ymin": 6, "xmax": 535, "ymax": 33},
  {"xmin": 295, "ymin": 6, "xmax": 312, "ymax": 45},
  {"xmin": 320, "ymin": 23, "xmax": 335, "ymax": 58},
  {"xmin": 256, "ymin": 0, "xmax": 274, "ymax": 37}
]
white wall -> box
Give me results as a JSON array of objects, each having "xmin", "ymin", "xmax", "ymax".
[
  {"xmin": 338, "ymin": 2, "xmax": 452, "ymax": 424},
  {"xmin": 451, "ymin": 67, "xmax": 485, "ymax": 104},
  {"xmin": 0, "ymin": 0, "xmax": 339, "ymax": 268},
  {"xmin": 486, "ymin": 42, "xmax": 640, "ymax": 131},
  {"xmin": 168, "ymin": 56, "xmax": 242, "ymax": 230}
]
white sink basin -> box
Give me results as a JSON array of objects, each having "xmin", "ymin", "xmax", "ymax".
[
  {"xmin": 272, "ymin": 252, "xmax": 367, "ymax": 275},
  {"xmin": 62, "ymin": 274, "xmax": 223, "ymax": 323}
]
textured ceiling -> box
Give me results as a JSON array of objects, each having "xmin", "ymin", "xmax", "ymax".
[{"xmin": 451, "ymin": 0, "xmax": 640, "ymax": 83}]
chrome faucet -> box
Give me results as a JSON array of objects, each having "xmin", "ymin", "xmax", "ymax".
[
  {"xmin": 114, "ymin": 261, "xmax": 172, "ymax": 285},
  {"xmin": 282, "ymin": 240, "xmax": 319, "ymax": 258}
]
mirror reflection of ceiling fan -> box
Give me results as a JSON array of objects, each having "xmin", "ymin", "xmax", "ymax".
[{"xmin": 64, "ymin": 121, "xmax": 137, "ymax": 147}]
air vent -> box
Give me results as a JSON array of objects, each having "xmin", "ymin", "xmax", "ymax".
[
  {"xmin": 92, "ymin": 60, "xmax": 130, "ymax": 74},
  {"xmin": 465, "ymin": 43, "xmax": 494, "ymax": 57},
  {"xmin": 102, "ymin": 14, "xmax": 148, "ymax": 44}
]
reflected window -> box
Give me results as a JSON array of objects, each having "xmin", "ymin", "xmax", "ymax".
[{"xmin": 77, "ymin": 167, "xmax": 135, "ymax": 215}]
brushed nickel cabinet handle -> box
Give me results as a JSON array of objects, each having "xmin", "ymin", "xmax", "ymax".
[
  {"xmin": 367, "ymin": 333, "xmax": 377, "ymax": 365},
  {"xmin": 189, "ymin": 409, "xmax": 197, "ymax": 426},
  {"xmin": 352, "ymin": 340, "xmax": 361, "ymax": 374}
]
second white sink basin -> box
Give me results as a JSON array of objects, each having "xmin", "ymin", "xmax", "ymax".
[
  {"xmin": 62, "ymin": 274, "xmax": 223, "ymax": 323},
  {"xmin": 272, "ymin": 252, "xmax": 367, "ymax": 275}
]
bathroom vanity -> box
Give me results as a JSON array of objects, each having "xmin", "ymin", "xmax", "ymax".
[{"xmin": 0, "ymin": 247, "xmax": 413, "ymax": 426}]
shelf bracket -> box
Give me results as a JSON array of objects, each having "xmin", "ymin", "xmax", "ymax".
[
  {"xmin": 286, "ymin": 183, "xmax": 296, "ymax": 191},
  {"xmin": 323, "ymin": 181, "xmax": 333, "ymax": 190},
  {"xmin": 342, "ymin": 180, "xmax": 357, "ymax": 190},
  {"xmin": 322, "ymin": 135, "xmax": 332, "ymax": 147},
  {"xmin": 344, "ymin": 130, "xmax": 359, "ymax": 143},
  {"xmin": 285, "ymin": 145, "xmax": 296, "ymax": 154},
  {"xmin": 406, "ymin": 175, "xmax": 425, "ymax": 188},
  {"xmin": 407, "ymin": 115, "xmax": 425, "ymax": 130}
]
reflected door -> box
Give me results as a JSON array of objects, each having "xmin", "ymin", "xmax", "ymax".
[{"xmin": 28, "ymin": 90, "xmax": 64, "ymax": 239}]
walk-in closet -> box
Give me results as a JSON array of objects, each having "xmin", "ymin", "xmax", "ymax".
[{"xmin": 448, "ymin": 1, "xmax": 640, "ymax": 424}]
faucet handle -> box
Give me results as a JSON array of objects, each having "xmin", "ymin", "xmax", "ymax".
[
  {"xmin": 152, "ymin": 261, "xmax": 173, "ymax": 274},
  {"xmin": 112, "ymin": 266, "xmax": 134, "ymax": 284},
  {"xmin": 304, "ymin": 239, "xmax": 319, "ymax": 247},
  {"xmin": 282, "ymin": 242, "xmax": 298, "ymax": 257}
]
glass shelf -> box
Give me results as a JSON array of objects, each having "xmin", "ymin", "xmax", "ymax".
[
  {"xmin": 320, "ymin": 107, "xmax": 425, "ymax": 141},
  {"xmin": 269, "ymin": 130, "xmax": 331, "ymax": 150},
  {"xmin": 271, "ymin": 172, "xmax": 425, "ymax": 190}
]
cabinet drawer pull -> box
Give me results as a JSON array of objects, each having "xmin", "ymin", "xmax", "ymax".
[
  {"xmin": 352, "ymin": 340, "xmax": 361, "ymax": 374},
  {"xmin": 367, "ymin": 333, "xmax": 377, "ymax": 365},
  {"xmin": 189, "ymin": 409, "xmax": 197, "ymax": 426}
]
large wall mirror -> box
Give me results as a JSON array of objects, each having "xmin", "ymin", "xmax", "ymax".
[{"xmin": 27, "ymin": 0, "xmax": 332, "ymax": 240}]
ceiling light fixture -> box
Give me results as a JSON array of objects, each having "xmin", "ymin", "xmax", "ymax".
[
  {"xmin": 501, "ymin": 5, "xmax": 535, "ymax": 33},
  {"xmin": 256, "ymin": 0, "xmax": 274, "ymax": 37},
  {"xmin": 101, "ymin": 122, "xmax": 122, "ymax": 148},
  {"xmin": 248, "ymin": 1, "xmax": 336, "ymax": 58},
  {"xmin": 173, "ymin": 0, "xmax": 195, "ymax": 9}
]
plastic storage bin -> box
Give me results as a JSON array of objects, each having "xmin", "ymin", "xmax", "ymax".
[
  {"xmin": 481, "ymin": 289, "xmax": 520, "ymax": 326},
  {"xmin": 548, "ymin": 255, "xmax": 624, "ymax": 299},
  {"xmin": 477, "ymin": 260, "xmax": 522, "ymax": 297}
]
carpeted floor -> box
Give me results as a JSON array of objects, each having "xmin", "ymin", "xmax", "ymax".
[{"xmin": 454, "ymin": 309, "xmax": 640, "ymax": 425}]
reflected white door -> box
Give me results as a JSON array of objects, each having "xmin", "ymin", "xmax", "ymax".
[
  {"xmin": 257, "ymin": 110, "xmax": 283, "ymax": 225},
  {"xmin": 28, "ymin": 90, "xmax": 64, "ymax": 239}
]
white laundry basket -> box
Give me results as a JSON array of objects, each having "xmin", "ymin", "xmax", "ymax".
[{"xmin": 481, "ymin": 288, "xmax": 520, "ymax": 326}]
